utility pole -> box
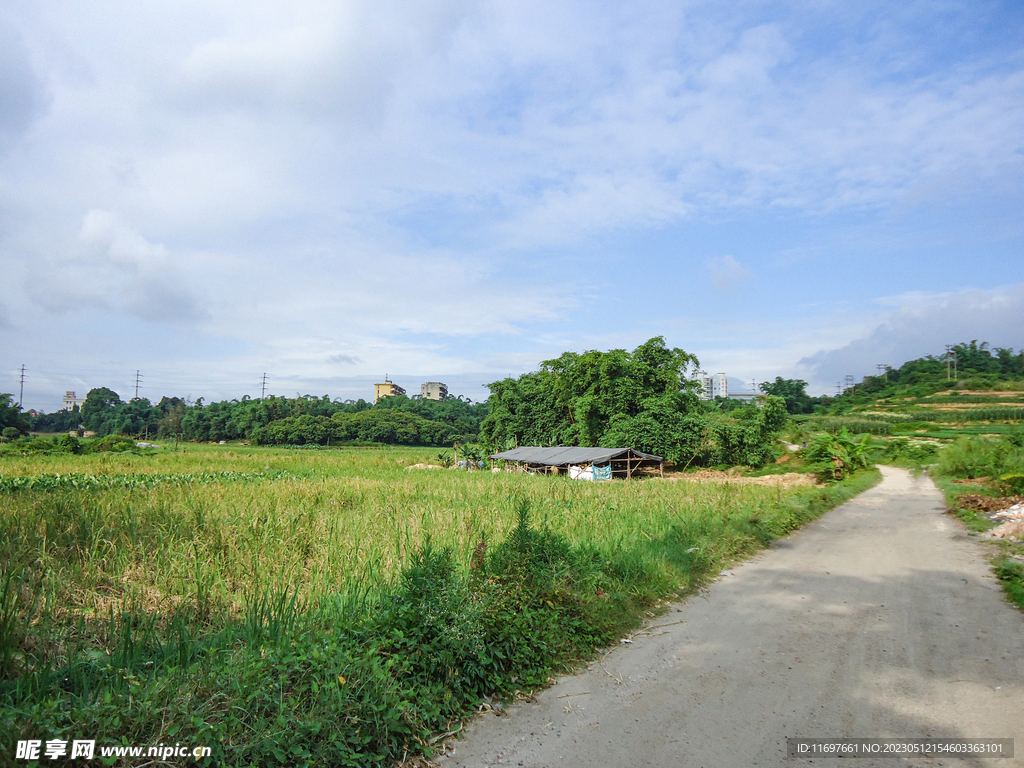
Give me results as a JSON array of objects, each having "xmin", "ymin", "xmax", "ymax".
[
  {"xmin": 19, "ymin": 364, "xmax": 25, "ymax": 407},
  {"xmin": 261, "ymin": 373, "xmax": 267, "ymax": 399},
  {"xmin": 134, "ymin": 370, "xmax": 143, "ymax": 399}
]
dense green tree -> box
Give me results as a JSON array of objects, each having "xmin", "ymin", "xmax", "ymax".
[
  {"xmin": 30, "ymin": 406, "xmax": 83, "ymax": 433},
  {"xmin": 481, "ymin": 337, "xmax": 702, "ymax": 453},
  {"xmin": 480, "ymin": 337, "xmax": 785, "ymax": 467},
  {"xmin": 249, "ymin": 409, "xmax": 455, "ymax": 446},
  {"xmin": 1, "ymin": 394, "xmax": 33, "ymax": 434},
  {"xmin": 80, "ymin": 387, "xmax": 123, "ymax": 433},
  {"xmin": 759, "ymin": 377, "xmax": 817, "ymax": 414}
]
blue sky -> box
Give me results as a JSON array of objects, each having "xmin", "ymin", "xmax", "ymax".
[{"xmin": 1, "ymin": 0, "xmax": 1023, "ymax": 410}]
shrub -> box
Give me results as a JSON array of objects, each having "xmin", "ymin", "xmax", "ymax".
[
  {"xmin": 937, "ymin": 437, "xmax": 1024, "ymax": 479},
  {"xmin": 56, "ymin": 434, "xmax": 82, "ymax": 454},
  {"xmin": 84, "ymin": 434, "xmax": 136, "ymax": 453}
]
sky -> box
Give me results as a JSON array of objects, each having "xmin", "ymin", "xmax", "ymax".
[{"xmin": 1, "ymin": 0, "xmax": 1023, "ymax": 410}]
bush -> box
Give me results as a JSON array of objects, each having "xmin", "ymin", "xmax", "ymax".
[
  {"xmin": 84, "ymin": 434, "xmax": 136, "ymax": 453},
  {"xmin": 805, "ymin": 429, "xmax": 873, "ymax": 480},
  {"xmin": 937, "ymin": 437, "xmax": 1024, "ymax": 479},
  {"xmin": 56, "ymin": 434, "xmax": 82, "ymax": 454},
  {"xmin": 878, "ymin": 438, "xmax": 938, "ymax": 464}
]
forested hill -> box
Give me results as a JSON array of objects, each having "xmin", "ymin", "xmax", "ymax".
[{"xmin": 829, "ymin": 341, "xmax": 1024, "ymax": 412}]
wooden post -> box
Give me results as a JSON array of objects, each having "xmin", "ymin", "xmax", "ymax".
[
  {"xmin": 660, "ymin": 460, "xmax": 664, "ymax": 479},
  {"xmin": 627, "ymin": 456, "xmax": 634, "ymax": 479}
]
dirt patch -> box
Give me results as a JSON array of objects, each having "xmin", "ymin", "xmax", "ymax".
[
  {"xmin": 955, "ymin": 493, "xmax": 1024, "ymax": 513},
  {"xmin": 926, "ymin": 390, "xmax": 1015, "ymax": 397},
  {"xmin": 406, "ymin": 463, "xmax": 444, "ymax": 470},
  {"xmin": 664, "ymin": 470, "xmax": 821, "ymax": 488},
  {"xmin": 921, "ymin": 402, "xmax": 1024, "ymax": 409}
]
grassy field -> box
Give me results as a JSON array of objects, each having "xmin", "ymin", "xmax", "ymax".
[{"xmin": 1, "ymin": 443, "xmax": 878, "ymax": 766}]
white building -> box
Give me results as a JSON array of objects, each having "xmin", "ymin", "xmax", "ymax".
[
  {"xmin": 62, "ymin": 391, "xmax": 86, "ymax": 411},
  {"xmin": 420, "ymin": 381, "xmax": 448, "ymax": 401},
  {"xmin": 712, "ymin": 373, "xmax": 728, "ymax": 399},
  {"xmin": 696, "ymin": 373, "xmax": 713, "ymax": 400}
]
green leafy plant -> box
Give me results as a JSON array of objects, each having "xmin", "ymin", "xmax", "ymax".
[{"xmin": 805, "ymin": 428, "xmax": 873, "ymax": 480}]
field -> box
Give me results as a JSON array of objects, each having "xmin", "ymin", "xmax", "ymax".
[
  {"xmin": 804, "ymin": 386, "xmax": 1024, "ymax": 440},
  {"xmin": 1, "ymin": 444, "xmax": 877, "ymax": 766}
]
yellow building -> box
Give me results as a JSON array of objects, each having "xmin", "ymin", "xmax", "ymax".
[{"xmin": 373, "ymin": 379, "xmax": 406, "ymax": 404}]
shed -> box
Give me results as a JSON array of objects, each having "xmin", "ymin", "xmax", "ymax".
[{"xmin": 489, "ymin": 446, "xmax": 664, "ymax": 479}]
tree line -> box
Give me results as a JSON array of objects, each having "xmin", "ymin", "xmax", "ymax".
[{"xmin": 23, "ymin": 389, "xmax": 488, "ymax": 447}]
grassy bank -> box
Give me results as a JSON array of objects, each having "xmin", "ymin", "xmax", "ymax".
[
  {"xmin": 2, "ymin": 445, "xmax": 878, "ymax": 766},
  {"xmin": 920, "ymin": 436, "xmax": 1024, "ymax": 613}
]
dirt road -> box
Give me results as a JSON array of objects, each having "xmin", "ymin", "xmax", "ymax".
[{"xmin": 437, "ymin": 467, "xmax": 1024, "ymax": 767}]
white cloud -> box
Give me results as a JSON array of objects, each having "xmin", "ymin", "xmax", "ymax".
[
  {"xmin": 1, "ymin": 1, "xmax": 1023, "ymax": 410},
  {"xmin": 707, "ymin": 255, "xmax": 751, "ymax": 290},
  {"xmin": 798, "ymin": 284, "xmax": 1024, "ymax": 387},
  {"xmin": 24, "ymin": 210, "xmax": 207, "ymax": 323}
]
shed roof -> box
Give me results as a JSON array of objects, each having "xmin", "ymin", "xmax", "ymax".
[{"xmin": 489, "ymin": 446, "xmax": 663, "ymax": 465}]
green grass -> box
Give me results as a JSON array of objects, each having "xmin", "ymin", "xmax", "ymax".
[{"xmin": 0, "ymin": 444, "xmax": 879, "ymax": 766}]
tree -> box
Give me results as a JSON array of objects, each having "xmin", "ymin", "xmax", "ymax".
[
  {"xmin": 482, "ymin": 337, "xmax": 701, "ymax": 451},
  {"xmin": 81, "ymin": 387, "xmax": 123, "ymax": 433},
  {"xmin": 759, "ymin": 377, "xmax": 815, "ymax": 414},
  {"xmin": 0, "ymin": 394, "xmax": 31, "ymax": 434}
]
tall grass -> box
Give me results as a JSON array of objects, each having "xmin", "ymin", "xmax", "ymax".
[
  {"xmin": 0, "ymin": 445, "xmax": 878, "ymax": 766},
  {"xmin": 937, "ymin": 437, "xmax": 1024, "ymax": 479}
]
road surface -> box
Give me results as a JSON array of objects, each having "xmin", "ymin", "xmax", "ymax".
[{"xmin": 437, "ymin": 467, "xmax": 1024, "ymax": 768}]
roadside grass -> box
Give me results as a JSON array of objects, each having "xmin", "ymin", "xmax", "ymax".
[
  {"xmin": 1, "ymin": 444, "xmax": 879, "ymax": 766},
  {"xmin": 929, "ymin": 474, "xmax": 1024, "ymax": 613}
]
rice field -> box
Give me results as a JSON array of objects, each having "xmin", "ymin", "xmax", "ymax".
[
  {"xmin": 1, "ymin": 445, "xmax": 836, "ymax": 616},
  {"xmin": 0, "ymin": 443, "xmax": 878, "ymax": 766}
]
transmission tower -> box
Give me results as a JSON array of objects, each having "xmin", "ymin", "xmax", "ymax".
[
  {"xmin": 261, "ymin": 373, "xmax": 267, "ymax": 399},
  {"xmin": 134, "ymin": 370, "xmax": 143, "ymax": 399},
  {"xmin": 19, "ymin": 364, "xmax": 26, "ymax": 407},
  {"xmin": 844, "ymin": 374, "xmax": 855, "ymax": 392},
  {"xmin": 876, "ymin": 364, "xmax": 889, "ymax": 381},
  {"xmin": 945, "ymin": 346, "xmax": 958, "ymax": 381}
]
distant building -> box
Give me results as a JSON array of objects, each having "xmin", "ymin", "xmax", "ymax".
[
  {"xmin": 373, "ymin": 379, "xmax": 406, "ymax": 404},
  {"xmin": 712, "ymin": 373, "xmax": 728, "ymax": 399},
  {"xmin": 420, "ymin": 381, "xmax": 448, "ymax": 401},
  {"xmin": 728, "ymin": 392, "xmax": 761, "ymax": 404},
  {"xmin": 696, "ymin": 372, "xmax": 713, "ymax": 400},
  {"xmin": 62, "ymin": 391, "xmax": 86, "ymax": 411}
]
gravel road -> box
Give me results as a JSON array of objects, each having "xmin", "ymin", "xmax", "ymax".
[{"xmin": 436, "ymin": 467, "xmax": 1024, "ymax": 768}]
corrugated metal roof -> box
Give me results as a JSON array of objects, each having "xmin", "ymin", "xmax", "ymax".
[{"xmin": 489, "ymin": 446, "xmax": 663, "ymax": 464}]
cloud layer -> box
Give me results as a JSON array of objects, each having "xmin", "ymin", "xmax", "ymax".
[{"xmin": 1, "ymin": 1, "xmax": 1022, "ymax": 408}]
